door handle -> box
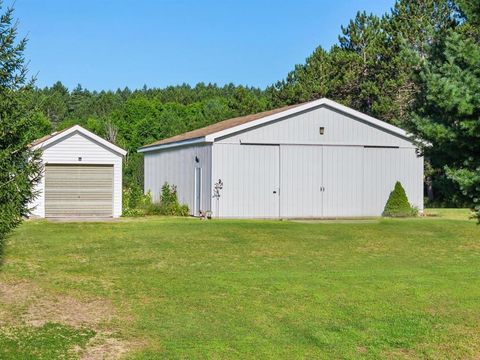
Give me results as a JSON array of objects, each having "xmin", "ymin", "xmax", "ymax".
[{"xmin": 273, "ymin": 190, "xmax": 277, "ymax": 194}]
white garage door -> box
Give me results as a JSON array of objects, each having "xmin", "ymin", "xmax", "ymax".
[{"xmin": 45, "ymin": 164, "xmax": 114, "ymax": 217}]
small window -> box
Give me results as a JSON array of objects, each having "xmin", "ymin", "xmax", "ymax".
[{"xmin": 319, "ymin": 127, "xmax": 325, "ymax": 135}]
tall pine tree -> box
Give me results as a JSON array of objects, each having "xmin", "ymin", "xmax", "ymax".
[
  {"xmin": 411, "ymin": 0, "xmax": 480, "ymax": 219},
  {"xmin": 0, "ymin": 2, "xmax": 42, "ymax": 260}
]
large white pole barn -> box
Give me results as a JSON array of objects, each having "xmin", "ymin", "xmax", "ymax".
[{"xmin": 139, "ymin": 98, "xmax": 423, "ymax": 218}]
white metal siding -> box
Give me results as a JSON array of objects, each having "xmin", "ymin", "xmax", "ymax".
[
  {"xmin": 322, "ymin": 146, "xmax": 364, "ymax": 217},
  {"xmin": 279, "ymin": 145, "xmax": 323, "ymax": 218},
  {"xmin": 144, "ymin": 144, "xmax": 212, "ymax": 215},
  {"xmin": 30, "ymin": 131, "xmax": 123, "ymax": 218},
  {"xmin": 211, "ymin": 144, "xmax": 279, "ymax": 218},
  {"xmin": 363, "ymin": 147, "xmax": 424, "ymax": 216},
  {"xmin": 281, "ymin": 145, "xmax": 365, "ymax": 218},
  {"xmin": 213, "ymin": 144, "xmax": 422, "ymax": 218},
  {"xmin": 217, "ymin": 106, "xmax": 413, "ymax": 148},
  {"xmin": 143, "ymin": 105, "xmax": 423, "ymax": 219}
]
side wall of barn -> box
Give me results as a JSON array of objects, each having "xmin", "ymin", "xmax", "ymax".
[{"xmin": 143, "ymin": 144, "xmax": 212, "ymax": 215}]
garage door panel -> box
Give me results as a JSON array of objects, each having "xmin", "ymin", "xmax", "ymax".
[
  {"xmin": 363, "ymin": 148, "xmax": 423, "ymax": 216},
  {"xmin": 215, "ymin": 145, "xmax": 279, "ymax": 218},
  {"xmin": 45, "ymin": 165, "xmax": 113, "ymax": 217},
  {"xmin": 280, "ymin": 145, "xmax": 323, "ymax": 218},
  {"xmin": 322, "ymin": 146, "xmax": 364, "ymax": 217}
]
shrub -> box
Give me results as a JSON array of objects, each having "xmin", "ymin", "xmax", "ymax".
[
  {"xmin": 154, "ymin": 183, "xmax": 189, "ymax": 216},
  {"xmin": 142, "ymin": 201, "xmax": 163, "ymax": 216},
  {"xmin": 122, "ymin": 206, "xmax": 146, "ymax": 217},
  {"xmin": 122, "ymin": 186, "xmax": 153, "ymax": 217},
  {"xmin": 122, "ymin": 183, "xmax": 189, "ymax": 217},
  {"xmin": 383, "ymin": 181, "xmax": 418, "ymax": 217}
]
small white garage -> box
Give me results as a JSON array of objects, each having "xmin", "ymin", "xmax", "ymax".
[
  {"xmin": 139, "ymin": 98, "xmax": 423, "ymax": 218},
  {"xmin": 29, "ymin": 125, "xmax": 126, "ymax": 218}
]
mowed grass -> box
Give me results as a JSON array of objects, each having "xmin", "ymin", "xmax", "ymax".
[{"xmin": 0, "ymin": 210, "xmax": 479, "ymax": 359}]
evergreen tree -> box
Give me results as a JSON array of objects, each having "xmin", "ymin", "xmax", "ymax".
[
  {"xmin": 0, "ymin": 3, "xmax": 42, "ymax": 260},
  {"xmin": 411, "ymin": 2, "xmax": 480, "ymax": 220},
  {"xmin": 268, "ymin": 1, "xmax": 458, "ymax": 126},
  {"xmin": 40, "ymin": 81, "xmax": 69, "ymax": 127},
  {"xmin": 267, "ymin": 47, "xmax": 332, "ymax": 106},
  {"xmin": 332, "ymin": 12, "xmax": 394, "ymax": 120}
]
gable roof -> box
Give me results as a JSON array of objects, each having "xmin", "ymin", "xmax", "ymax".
[
  {"xmin": 138, "ymin": 103, "xmax": 303, "ymax": 151},
  {"xmin": 30, "ymin": 125, "xmax": 127, "ymax": 156},
  {"xmin": 29, "ymin": 126, "xmax": 73, "ymax": 148},
  {"xmin": 138, "ymin": 98, "xmax": 411, "ymax": 152}
]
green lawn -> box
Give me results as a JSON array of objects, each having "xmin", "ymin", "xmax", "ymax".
[{"xmin": 0, "ymin": 210, "xmax": 479, "ymax": 359}]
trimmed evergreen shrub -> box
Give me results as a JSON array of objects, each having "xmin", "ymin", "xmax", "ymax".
[{"xmin": 383, "ymin": 181, "xmax": 418, "ymax": 217}]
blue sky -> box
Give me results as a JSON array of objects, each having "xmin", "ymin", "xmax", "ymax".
[{"xmin": 16, "ymin": 0, "xmax": 394, "ymax": 91}]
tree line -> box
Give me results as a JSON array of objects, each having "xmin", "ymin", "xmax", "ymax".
[
  {"xmin": 23, "ymin": 0, "xmax": 478, "ymax": 213},
  {"xmin": 24, "ymin": 82, "xmax": 271, "ymax": 189},
  {"xmin": 1, "ymin": 0, "xmax": 479, "ymax": 255}
]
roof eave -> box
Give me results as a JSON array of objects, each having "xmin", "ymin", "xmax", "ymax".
[
  {"xmin": 204, "ymin": 99, "xmax": 327, "ymax": 142},
  {"xmin": 138, "ymin": 137, "xmax": 209, "ymax": 153}
]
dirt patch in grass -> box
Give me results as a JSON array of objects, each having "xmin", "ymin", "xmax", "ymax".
[
  {"xmin": 0, "ymin": 281, "xmax": 36, "ymax": 305},
  {"xmin": 0, "ymin": 280, "xmax": 134, "ymax": 359},
  {"xmin": 24, "ymin": 296, "xmax": 114, "ymax": 328},
  {"xmin": 74, "ymin": 333, "xmax": 135, "ymax": 360},
  {"xmin": 0, "ymin": 280, "xmax": 114, "ymax": 328},
  {"xmin": 459, "ymin": 243, "xmax": 480, "ymax": 251},
  {"xmin": 356, "ymin": 345, "xmax": 368, "ymax": 354}
]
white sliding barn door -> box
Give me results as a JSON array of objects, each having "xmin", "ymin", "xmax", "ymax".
[
  {"xmin": 280, "ymin": 145, "xmax": 323, "ymax": 218},
  {"xmin": 322, "ymin": 146, "xmax": 364, "ymax": 217},
  {"xmin": 363, "ymin": 147, "xmax": 423, "ymax": 216},
  {"xmin": 214, "ymin": 144, "xmax": 279, "ymax": 218}
]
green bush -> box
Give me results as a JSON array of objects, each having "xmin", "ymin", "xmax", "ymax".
[
  {"xmin": 122, "ymin": 183, "xmax": 189, "ymax": 217},
  {"xmin": 122, "ymin": 186, "xmax": 153, "ymax": 217},
  {"xmin": 383, "ymin": 181, "xmax": 418, "ymax": 217},
  {"xmin": 154, "ymin": 183, "xmax": 189, "ymax": 216}
]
